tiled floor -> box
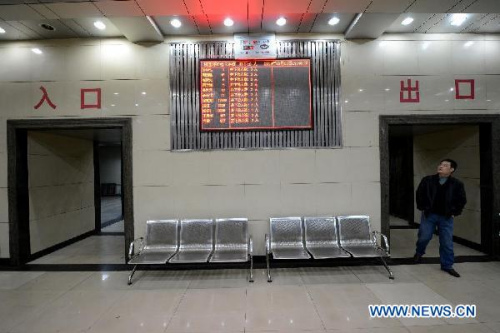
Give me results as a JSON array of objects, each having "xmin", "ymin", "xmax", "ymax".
[
  {"xmin": 1, "ymin": 262, "xmax": 500, "ymax": 332},
  {"xmin": 101, "ymin": 196, "xmax": 123, "ymax": 232},
  {"xmin": 390, "ymin": 229, "xmax": 485, "ymax": 258},
  {"xmin": 28, "ymin": 235, "xmax": 126, "ymax": 265}
]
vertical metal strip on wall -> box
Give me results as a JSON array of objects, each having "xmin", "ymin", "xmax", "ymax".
[{"xmin": 170, "ymin": 40, "xmax": 342, "ymax": 150}]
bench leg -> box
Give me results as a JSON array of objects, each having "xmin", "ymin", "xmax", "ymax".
[
  {"xmin": 128, "ymin": 264, "xmax": 138, "ymax": 285},
  {"xmin": 249, "ymin": 255, "xmax": 254, "ymax": 283},
  {"xmin": 380, "ymin": 256, "xmax": 394, "ymax": 280},
  {"xmin": 266, "ymin": 252, "xmax": 272, "ymax": 282}
]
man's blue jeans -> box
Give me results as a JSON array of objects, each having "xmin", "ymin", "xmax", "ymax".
[{"xmin": 415, "ymin": 213, "xmax": 454, "ymax": 270}]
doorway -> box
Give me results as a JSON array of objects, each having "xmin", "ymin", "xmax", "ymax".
[
  {"xmin": 380, "ymin": 115, "xmax": 500, "ymax": 260},
  {"xmin": 7, "ymin": 118, "xmax": 133, "ymax": 266}
]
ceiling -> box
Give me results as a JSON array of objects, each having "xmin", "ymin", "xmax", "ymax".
[{"xmin": 0, "ymin": 0, "xmax": 499, "ymax": 42}]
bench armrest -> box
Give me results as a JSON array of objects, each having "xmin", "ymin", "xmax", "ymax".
[
  {"xmin": 128, "ymin": 237, "xmax": 144, "ymax": 261},
  {"xmin": 265, "ymin": 234, "xmax": 270, "ymax": 255},
  {"xmin": 248, "ymin": 236, "xmax": 253, "ymax": 256},
  {"xmin": 372, "ymin": 231, "xmax": 390, "ymax": 254}
]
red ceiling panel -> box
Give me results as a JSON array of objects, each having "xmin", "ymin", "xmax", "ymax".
[
  {"xmin": 264, "ymin": 0, "xmax": 311, "ymax": 15},
  {"xmin": 199, "ymin": 0, "xmax": 249, "ymax": 15}
]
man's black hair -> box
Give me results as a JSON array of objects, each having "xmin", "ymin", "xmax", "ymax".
[{"xmin": 440, "ymin": 158, "xmax": 457, "ymax": 172}]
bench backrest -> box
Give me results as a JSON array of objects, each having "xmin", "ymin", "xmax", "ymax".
[
  {"xmin": 214, "ymin": 218, "xmax": 248, "ymax": 251},
  {"xmin": 269, "ymin": 217, "xmax": 304, "ymax": 250},
  {"xmin": 304, "ymin": 216, "xmax": 340, "ymax": 247},
  {"xmin": 337, "ymin": 215, "xmax": 373, "ymax": 246},
  {"xmin": 179, "ymin": 219, "xmax": 214, "ymax": 250},
  {"xmin": 145, "ymin": 219, "xmax": 179, "ymax": 251}
]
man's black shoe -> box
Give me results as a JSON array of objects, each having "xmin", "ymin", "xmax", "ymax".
[
  {"xmin": 442, "ymin": 268, "xmax": 460, "ymax": 278},
  {"xmin": 413, "ymin": 253, "xmax": 422, "ymax": 264}
]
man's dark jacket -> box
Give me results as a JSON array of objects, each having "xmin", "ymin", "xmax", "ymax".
[{"xmin": 416, "ymin": 174, "xmax": 467, "ymax": 217}]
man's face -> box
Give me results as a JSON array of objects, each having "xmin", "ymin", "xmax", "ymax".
[{"xmin": 438, "ymin": 161, "xmax": 454, "ymax": 177}]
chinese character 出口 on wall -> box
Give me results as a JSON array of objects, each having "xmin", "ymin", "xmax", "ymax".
[{"xmin": 399, "ymin": 79, "xmax": 476, "ymax": 103}]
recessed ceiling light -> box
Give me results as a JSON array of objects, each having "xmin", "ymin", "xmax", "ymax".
[
  {"xmin": 328, "ymin": 17, "xmax": 340, "ymax": 26},
  {"xmin": 94, "ymin": 21, "xmax": 106, "ymax": 30},
  {"xmin": 0, "ymin": 27, "xmax": 5, "ymax": 34},
  {"xmin": 40, "ymin": 23, "xmax": 55, "ymax": 31},
  {"xmin": 224, "ymin": 18, "xmax": 234, "ymax": 27},
  {"xmin": 141, "ymin": 91, "xmax": 147, "ymax": 95},
  {"xmin": 170, "ymin": 18, "xmax": 182, "ymax": 28},
  {"xmin": 31, "ymin": 48, "xmax": 42, "ymax": 55},
  {"xmin": 450, "ymin": 13, "xmax": 467, "ymax": 26},
  {"xmin": 401, "ymin": 17, "xmax": 414, "ymax": 26},
  {"xmin": 276, "ymin": 17, "xmax": 287, "ymax": 26}
]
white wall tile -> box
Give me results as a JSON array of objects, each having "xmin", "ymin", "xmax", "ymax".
[
  {"xmin": 0, "ymin": 83, "xmax": 32, "ymax": 118},
  {"xmin": 134, "ymin": 79, "xmax": 169, "ymax": 115},
  {"xmin": 315, "ymin": 183, "xmax": 352, "ymax": 216},
  {"xmin": 244, "ymin": 184, "xmax": 282, "ymax": 220},
  {"xmin": 280, "ymin": 183, "xmax": 317, "ymax": 216},
  {"xmin": 350, "ymin": 182, "xmax": 381, "ymax": 231},
  {"xmin": 171, "ymin": 152, "xmax": 210, "ymax": 186},
  {"xmin": 485, "ymin": 75, "xmax": 500, "ymax": 110},
  {"xmin": 133, "ymin": 186, "xmax": 176, "ymax": 221},
  {"xmin": 207, "ymin": 185, "xmax": 245, "ymax": 218},
  {"xmin": 343, "ymin": 76, "xmax": 385, "ymax": 111},
  {"xmin": 484, "ymin": 41, "xmax": 500, "ymax": 75},
  {"xmin": 101, "ymin": 80, "xmax": 136, "ymax": 115},
  {"xmin": 463, "ymin": 178, "xmax": 481, "ymax": 212},
  {"xmin": 419, "ymin": 76, "xmax": 454, "ymax": 111},
  {"xmin": 342, "ymin": 40, "xmax": 384, "ymax": 76},
  {"xmin": 101, "ymin": 43, "xmax": 138, "ymax": 80},
  {"xmin": 135, "ymin": 43, "xmax": 170, "ymax": 80},
  {"xmin": 279, "ymin": 149, "xmax": 316, "ymax": 184},
  {"xmin": 0, "ymin": 188, "xmax": 7, "ymax": 222},
  {"xmin": 133, "ymin": 150, "xmax": 173, "ymax": 186},
  {"xmin": 0, "ymin": 223, "xmax": 10, "ymax": 258},
  {"xmin": 451, "ymin": 40, "xmax": 486, "ymax": 75},
  {"xmin": 173, "ymin": 185, "xmax": 212, "ymax": 218},
  {"xmin": 0, "ymin": 46, "xmax": 30, "ymax": 82},
  {"xmin": 417, "ymin": 40, "xmax": 452, "ymax": 75},
  {"xmin": 208, "ymin": 151, "xmax": 247, "ymax": 185},
  {"xmin": 132, "ymin": 115, "xmax": 170, "ymax": 150},
  {"xmin": 346, "ymin": 147, "xmax": 380, "ymax": 182},
  {"xmin": 65, "ymin": 45, "xmax": 102, "ymax": 81},
  {"xmin": 29, "ymin": 46, "xmax": 67, "ymax": 82},
  {"xmin": 343, "ymin": 111, "xmax": 378, "ymax": 147},
  {"xmin": 315, "ymin": 149, "xmax": 349, "ymax": 183},
  {"xmin": 242, "ymin": 150, "xmax": 280, "ymax": 185},
  {"xmin": 382, "ymin": 41, "xmax": 419, "ymax": 75}
]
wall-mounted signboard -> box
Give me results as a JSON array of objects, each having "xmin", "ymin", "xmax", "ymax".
[
  {"xmin": 200, "ymin": 59, "xmax": 312, "ymax": 131},
  {"xmin": 234, "ymin": 34, "xmax": 277, "ymax": 59}
]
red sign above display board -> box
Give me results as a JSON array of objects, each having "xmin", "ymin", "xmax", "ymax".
[{"xmin": 200, "ymin": 59, "xmax": 312, "ymax": 131}]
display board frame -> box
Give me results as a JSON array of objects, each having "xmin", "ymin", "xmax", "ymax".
[{"xmin": 170, "ymin": 40, "xmax": 342, "ymax": 150}]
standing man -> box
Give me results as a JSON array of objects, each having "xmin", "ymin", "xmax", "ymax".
[{"xmin": 414, "ymin": 159, "xmax": 467, "ymax": 277}]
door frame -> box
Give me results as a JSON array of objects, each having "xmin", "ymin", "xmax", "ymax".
[
  {"xmin": 380, "ymin": 114, "xmax": 500, "ymax": 258},
  {"xmin": 7, "ymin": 118, "xmax": 133, "ymax": 266}
]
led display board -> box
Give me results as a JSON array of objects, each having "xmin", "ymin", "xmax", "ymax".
[{"xmin": 200, "ymin": 59, "xmax": 312, "ymax": 131}]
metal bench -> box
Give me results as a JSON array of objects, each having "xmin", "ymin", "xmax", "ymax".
[
  {"xmin": 209, "ymin": 218, "xmax": 254, "ymax": 282},
  {"xmin": 303, "ymin": 216, "xmax": 350, "ymax": 259},
  {"xmin": 127, "ymin": 219, "xmax": 179, "ymax": 285},
  {"xmin": 337, "ymin": 215, "xmax": 394, "ymax": 279},
  {"xmin": 128, "ymin": 218, "xmax": 254, "ymax": 285},
  {"xmin": 169, "ymin": 219, "xmax": 214, "ymax": 263},
  {"xmin": 265, "ymin": 217, "xmax": 311, "ymax": 282}
]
